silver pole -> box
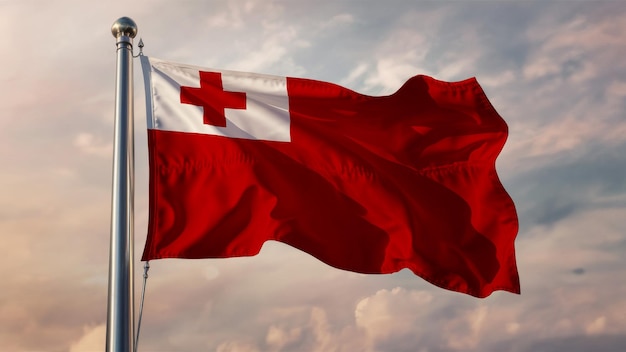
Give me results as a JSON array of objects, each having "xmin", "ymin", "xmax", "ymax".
[{"xmin": 107, "ymin": 17, "xmax": 137, "ymax": 352}]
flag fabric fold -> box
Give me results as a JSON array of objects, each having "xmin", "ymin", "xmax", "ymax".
[{"xmin": 140, "ymin": 56, "xmax": 519, "ymax": 298}]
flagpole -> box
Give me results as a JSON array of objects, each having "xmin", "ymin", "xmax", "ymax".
[{"xmin": 107, "ymin": 17, "xmax": 137, "ymax": 352}]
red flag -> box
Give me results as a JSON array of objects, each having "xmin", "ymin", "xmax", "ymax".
[{"xmin": 140, "ymin": 57, "xmax": 519, "ymax": 298}]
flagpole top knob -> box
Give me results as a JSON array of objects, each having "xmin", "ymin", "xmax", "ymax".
[{"xmin": 111, "ymin": 17, "xmax": 138, "ymax": 38}]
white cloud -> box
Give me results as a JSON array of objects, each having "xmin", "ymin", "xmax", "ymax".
[
  {"xmin": 210, "ymin": 305, "xmax": 370, "ymax": 352},
  {"xmin": 203, "ymin": 0, "xmax": 262, "ymax": 29},
  {"xmin": 69, "ymin": 324, "xmax": 105, "ymax": 352},
  {"xmin": 523, "ymin": 55, "xmax": 561, "ymax": 80},
  {"xmin": 216, "ymin": 340, "xmax": 261, "ymax": 352},
  {"xmin": 340, "ymin": 62, "xmax": 369, "ymax": 87},
  {"xmin": 225, "ymin": 21, "xmax": 308, "ymax": 75},
  {"xmin": 265, "ymin": 325, "xmax": 302, "ymax": 351},
  {"xmin": 585, "ymin": 316, "xmax": 606, "ymax": 335},
  {"xmin": 443, "ymin": 306, "xmax": 488, "ymax": 350},
  {"xmin": 74, "ymin": 132, "xmax": 112, "ymax": 158},
  {"xmin": 355, "ymin": 287, "xmax": 432, "ymax": 343},
  {"xmin": 205, "ymin": 11, "xmax": 243, "ymax": 29},
  {"xmin": 308, "ymin": 307, "xmax": 334, "ymax": 352},
  {"xmin": 523, "ymin": 12, "xmax": 626, "ymax": 83},
  {"xmin": 365, "ymin": 52, "xmax": 431, "ymax": 93},
  {"xmin": 320, "ymin": 13, "xmax": 355, "ymax": 29},
  {"xmin": 502, "ymin": 95, "xmax": 626, "ymax": 165},
  {"xmin": 477, "ymin": 70, "xmax": 516, "ymax": 88}
]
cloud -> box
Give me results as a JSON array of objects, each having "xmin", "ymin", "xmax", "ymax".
[
  {"xmin": 228, "ymin": 25, "xmax": 304, "ymax": 73},
  {"xmin": 2, "ymin": 1, "xmax": 626, "ymax": 352},
  {"xmin": 442, "ymin": 306, "xmax": 488, "ymax": 350},
  {"xmin": 216, "ymin": 340, "xmax": 261, "ymax": 352},
  {"xmin": 204, "ymin": 0, "xmax": 250, "ymax": 29},
  {"xmin": 606, "ymin": 80, "xmax": 626, "ymax": 97},
  {"xmin": 319, "ymin": 14, "xmax": 355, "ymax": 29},
  {"xmin": 523, "ymin": 9, "xmax": 626, "ymax": 82},
  {"xmin": 509, "ymin": 334, "xmax": 626, "ymax": 352},
  {"xmin": 340, "ymin": 62, "xmax": 369, "ymax": 87},
  {"xmin": 74, "ymin": 132, "xmax": 112, "ymax": 158},
  {"xmin": 355, "ymin": 287, "xmax": 433, "ymax": 343},
  {"xmin": 209, "ymin": 305, "xmax": 368, "ymax": 352},
  {"xmin": 265, "ymin": 325, "xmax": 302, "ymax": 351},
  {"xmin": 69, "ymin": 324, "xmax": 106, "ymax": 352},
  {"xmin": 477, "ymin": 70, "xmax": 517, "ymax": 88},
  {"xmin": 365, "ymin": 51, "xmax": 430, "ymax": 93},
  {"xmin": 585, "ymin": 316, "xmax": 607, "ymax": 335}
]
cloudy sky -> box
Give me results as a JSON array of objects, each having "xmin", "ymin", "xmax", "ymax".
[{"xmin": 1, "ymin": 0, "xmax": 625, "ymax": 351}]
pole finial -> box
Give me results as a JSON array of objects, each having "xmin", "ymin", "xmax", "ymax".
[{"xmin": 111, "ymin": 17, "xmax": 138, "ymax": 39}]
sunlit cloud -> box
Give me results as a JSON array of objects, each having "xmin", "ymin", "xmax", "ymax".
[
  {"xmin": 2, "ymin": 1, "xmax": 625, "ymax": 351},
  {"xmin": 69, "ymin": 324, "xmax": 106, "ymax": 352},
  {"xmin": 74, "ymin": 132, "xmax": 112, "ymax": 158}
]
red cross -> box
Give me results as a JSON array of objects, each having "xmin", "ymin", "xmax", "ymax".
[{"xmin": 180, "ymin": 71, "xmax": 246, "ymax": 127}]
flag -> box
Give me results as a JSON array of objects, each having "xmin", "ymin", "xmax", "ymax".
[{"xmin": 140, "ymin": 56, "xmax": 519, "ymax": 298}]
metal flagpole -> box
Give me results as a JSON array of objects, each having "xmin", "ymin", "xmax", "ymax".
[{"xmin": 107, "ymin": 17, "xmax": 137, "ymax": 352}]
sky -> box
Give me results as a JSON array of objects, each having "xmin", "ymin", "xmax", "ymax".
[{"xmin": 1, "ymin": 0, "xmax": 625, "ymax": 351}]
